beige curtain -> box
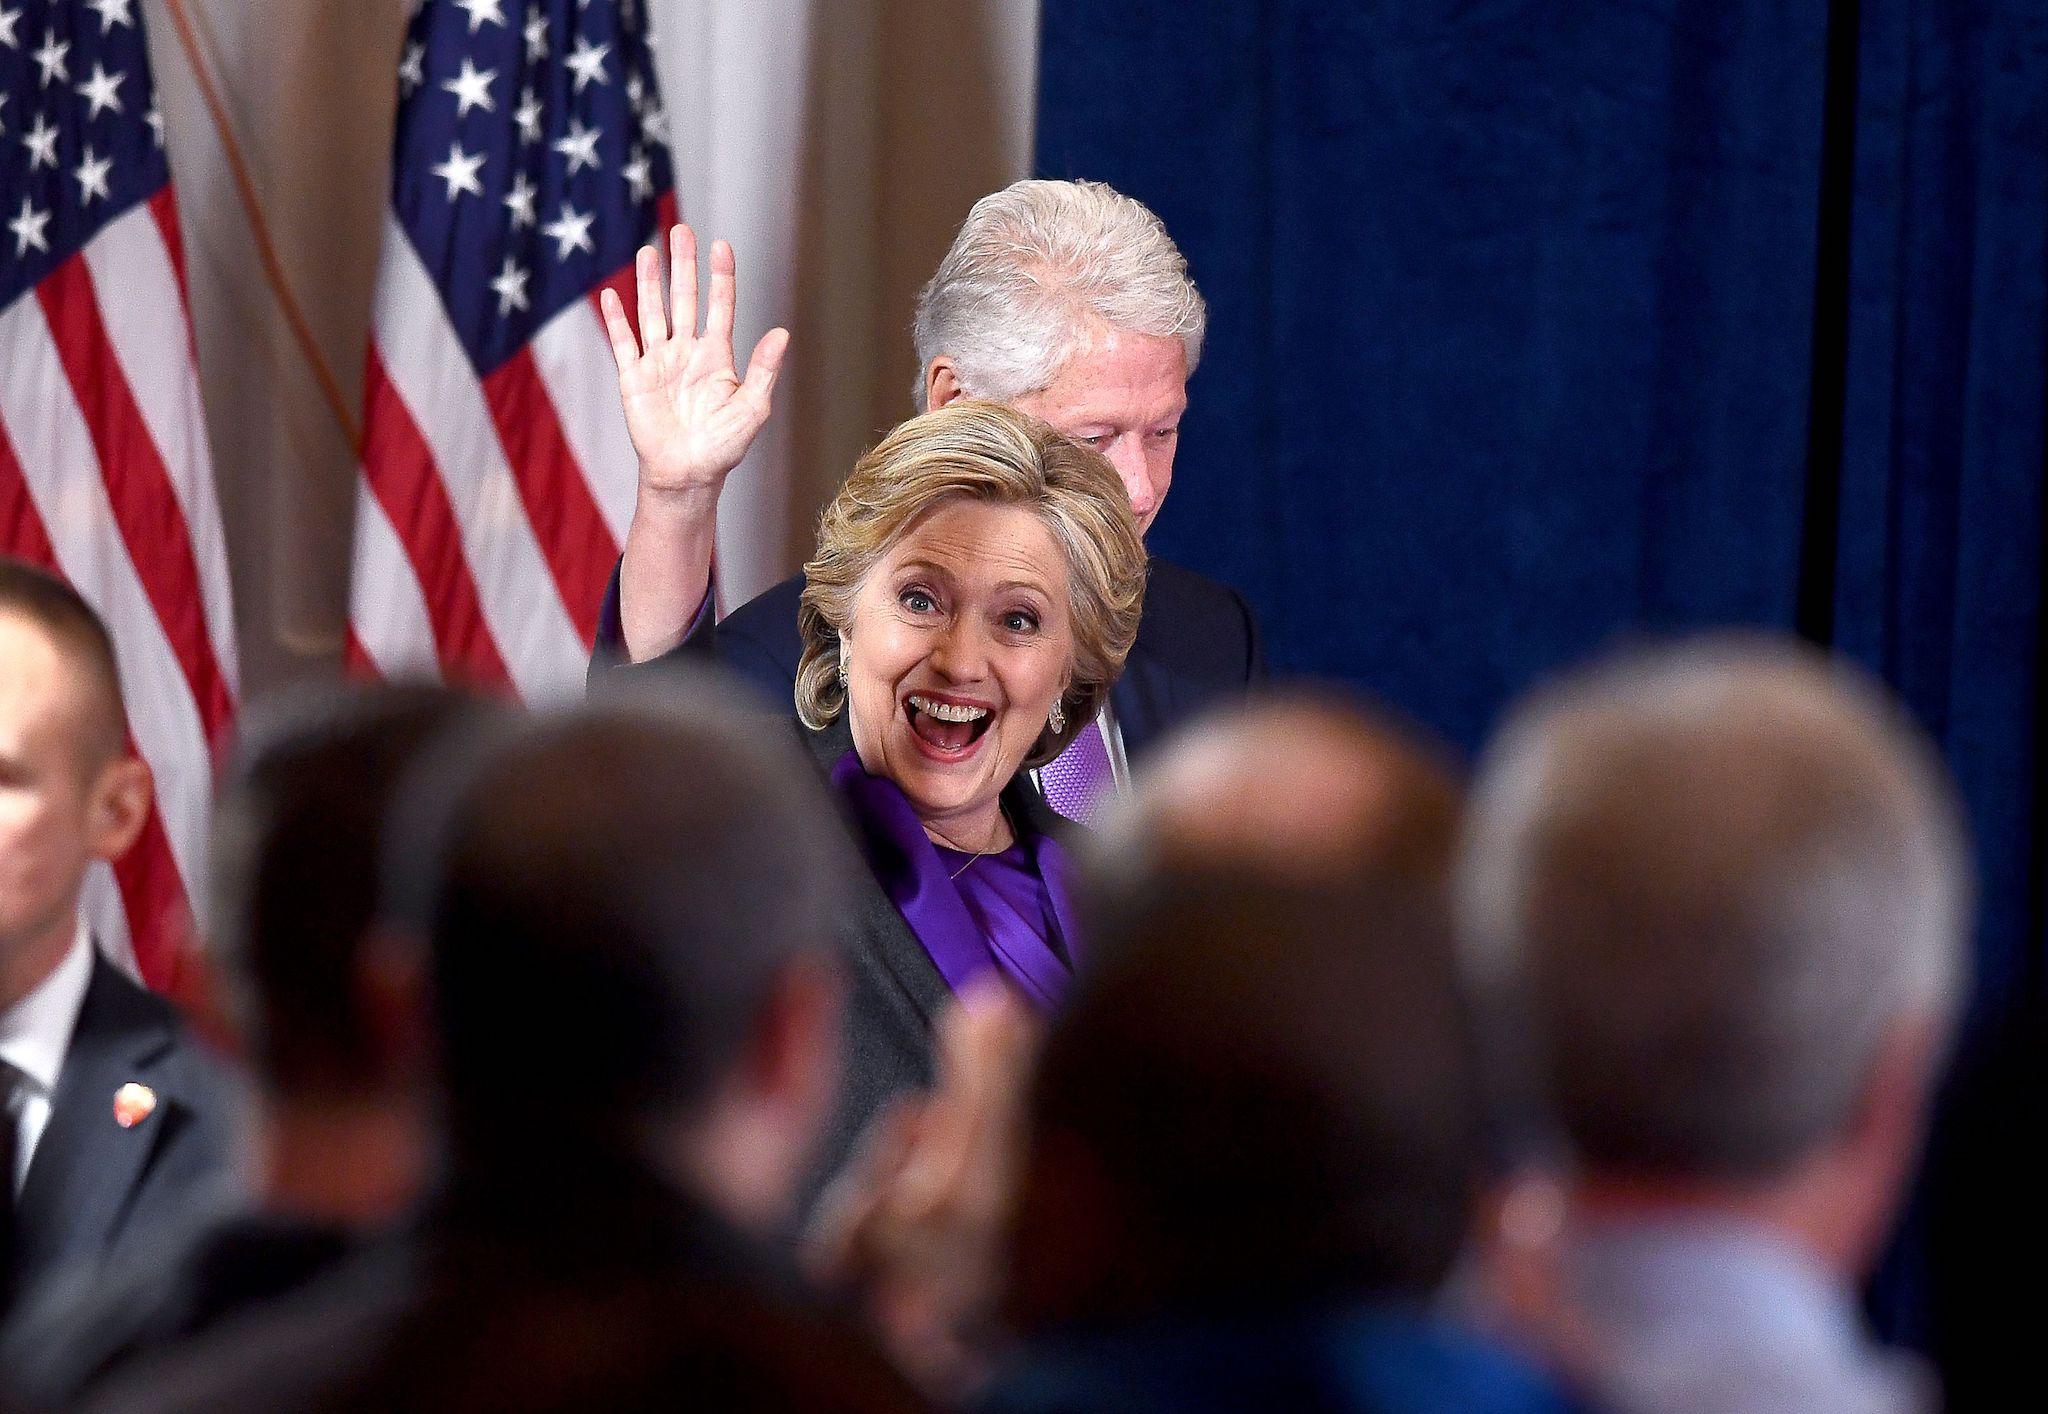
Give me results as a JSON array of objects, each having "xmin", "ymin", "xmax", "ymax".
[{"xmin": 143, "ymin": 0, "xmax": 1038, "ymax": 694}]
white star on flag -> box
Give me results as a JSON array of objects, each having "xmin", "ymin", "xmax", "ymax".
[
  {"xmin": 76, "ymin": 62, "xmax": 126, "ymax": 119},
  {"xmin": 552, "ymin": 117, "xmax": 602, "ymax": 175},
  {"xmin": 454, "ymin": 0, "xmax": 507, "ymax": 34},
  {"xmin": 21, "ymin": 112, "xmax": 58, "ymax": 168},
  {"xmin": 565, "ymin": 37, "xmax": 610, "ymax": 92},
  {"xmin": 441, "ymin": 57, "xmax": 497, "ymax": 118},
  {"xmin": 86, "ymin": 0, "xmax": 134, "ymax": 31},
  {"xmin": 622, "ymin": 150, "xmax": 653, "ymax": 202},
  {"xmin": 540, "ymin": 202, "xmax": 594, "ymax": 260},
  {"xmin": 489, "ymin": 256, "xmax": 531, "ymax": 315},
  {"xmin": 32, "ymin": 28, "xmax": 68, "ymax": 86},
  {"xmin": 0, "ymin": 93, "xmax": 8, "ymax": 137},
  {"xmin": 514, "ymin": 88, "xmax": 543, "ymax": 144},
  {"xmin": 0, "ymin": 6, "xmax": 22, "ymax": 49},
  {"xmin": 399, "ymin": 42, "xmax": 425, "ymax": 95},
  {"xmin": 9, "ymin": 196, "xmax": 51, "ymax": 255},
  {"xmin": 503, "ymin": 172, "xmax": 538, "ymax": 228},
  {"xmin": 73, "ymin": 145, "xmax": 114, "ymax": 204},
  {"xmin": 523, "ymin": 12, "xmax": 549, "ymax": 61},
  {"xmin": 430, "ymin": 142, "xmax": 486, "ymax": 201},
  {"xmin": 146, "ymin": 103, "xmax": 165, "ymax": 146}
]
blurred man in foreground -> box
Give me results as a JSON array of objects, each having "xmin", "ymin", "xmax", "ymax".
[
  {"xmin": 4, "ymin": 684, "xmax": 482, "ymax": 1404},
  {"xmin": 0, "ymin": 560, "xmax": 234, "ymax": 1319},
  {"xmin": 93, "ymin": 683, "xmax": 926, "ymax": 1412},
  {"xmin": 1460, "ymin": 639, "xmax": 1971, "ymax": 1413},
  {"xmin": 822, "ymin": 697, "xmax": 1571, "ymax": 1410}
]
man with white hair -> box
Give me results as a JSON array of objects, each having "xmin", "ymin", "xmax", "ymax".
[
  {"xmin": 1459, "ymin": 637, "xmax": 1972, "ymax": 1413},
  {"xmin": 596, "ymin": 180, "xmax": 1262, "ymax": 823}
]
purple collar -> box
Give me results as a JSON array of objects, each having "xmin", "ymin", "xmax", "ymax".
[{"xmin": 829, "ymin": 749, "xmax": 1082, "ymax": 1010}]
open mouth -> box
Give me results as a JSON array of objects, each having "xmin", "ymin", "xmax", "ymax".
[{"xmin": 904, "ymin": 691, "xmax": 996, "ymax": 759}]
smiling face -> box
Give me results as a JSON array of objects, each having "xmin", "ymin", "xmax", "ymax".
[
  {"xmin": 1010, "ymin": 325, "xmax": 1187, "ymax": 536},
  {"xmin": 841, "ymin": 499, "xmax": 1075, "ymax": 846}
]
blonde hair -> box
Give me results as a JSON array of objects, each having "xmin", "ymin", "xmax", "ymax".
[{"xmin": 796, "ymin": 400, "xmax": 1146, "ymax": 768}]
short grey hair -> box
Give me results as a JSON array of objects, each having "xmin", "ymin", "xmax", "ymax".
[
  {"xmin": 1457, "ymin": 635, "xmax": 1972, "ymax": 1179},
  {"xmin": 912, "ymin": 179, "xmax": 1207, "ymax": 411}
]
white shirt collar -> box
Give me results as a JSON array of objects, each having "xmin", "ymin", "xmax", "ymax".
[{"xmin": 0, "ymin": 917, "xmax": 95, "ymax": 1096}]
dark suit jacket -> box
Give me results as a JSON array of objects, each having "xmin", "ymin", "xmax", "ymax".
[
  {"xmin": 85, "ymin": 1168, "xmax": 928, "ymax": 1414},
  {"xmin": 7, "ymin": 953, "xmax": 238, "ymax": 1299},
  {"xmin": 592, "ymin": 556, "xmax": 1265, "ymax": 762},
  {"xmin": 789, "ymin": 714, "xmax": 1076, "ymax": 1202}
]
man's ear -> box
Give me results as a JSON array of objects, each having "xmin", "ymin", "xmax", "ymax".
[
  {"xmin": 925, "ymin": 357, "xmax": 966, "ymax": 410},
  {"xmin": 86, "ymin": 754, "xmax": 152, "ymax": 863}
]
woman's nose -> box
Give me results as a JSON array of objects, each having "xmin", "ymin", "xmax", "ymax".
[{"xmin": 929, "ymin": 618, "xmax": 992, "ymax": 680}]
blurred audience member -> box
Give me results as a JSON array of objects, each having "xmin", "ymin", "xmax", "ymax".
[
  {"xmin": 3, "ymin": 683, "xmax": 483, "ymax": 1405},
  {"xmin": 90, "ymin": 681, "xmax": 926, "ymax": 1413},
  {"xmin": 0, "ymin": 561, "xmax": 236, "ymax": 1321},
  {"xmin": 1459, "ymin": 638, "xmax": 1972, "ymax": 1414},
  {"xmin": 826, "ymin": 696, "xmax": 1570, "ymax": 1410}
]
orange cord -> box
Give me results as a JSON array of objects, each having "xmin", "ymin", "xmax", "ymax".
[{"xmin": 157, "ymin": 0, "xmax": 365, "ymax": 454}]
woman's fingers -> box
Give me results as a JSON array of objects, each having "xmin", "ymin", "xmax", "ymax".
[
  {"xmin": 597, "ymin": 286, "xmax": 641, "ymax": 374},
  {"xmin": 740, "ymin": 327, "xmax": 791, "ymax": 410},
  {"xmin": 633, "ymin": 243, "xmax": 668, "ymax": 349},
  {"xmin": 705, "ymin": 238, "xmax": 738, "ymax": 355},
  {"xmin": 669, "ymin": 223, "xmax": 698, "ymax": 341}
]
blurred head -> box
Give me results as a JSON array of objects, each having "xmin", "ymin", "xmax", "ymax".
[
  {"xmin": 796, "ymin": 400, "xmax": 1145, "ymax": 840},
  {"xmin": 0, "ymin": 560, "xmax": 150, "ymax": 1006},
  {"xmin": 1009, "ymin": 696, "xmax": 1483, "ymax": 1330},
  {"xmin": 915, "ymin": 179, "xmax": 1204, "ymax": 533},
  {"xmin": 389, "ymin": 680, "xmax": 848, "ymax": 1228},
  {"xmin": 1459, "ymin": 636, "xmax": 1972, "ymax": 1266},
  {"xmin": 210, "ymin": 682, "xmax": 491, "ymax": 1104}
]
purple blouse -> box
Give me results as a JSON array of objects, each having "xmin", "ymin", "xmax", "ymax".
[{"xmin": 829, "ymin": 749, "xmax": 1081, "ymax": 1012}]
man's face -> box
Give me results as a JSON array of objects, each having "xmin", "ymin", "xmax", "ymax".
[
  {"xmin": 0, "ymin": 612, "xmax": 119, "ymax": 967},
  {"xmin": 1012, "ymin": 326, "xmax": 1188, "ymax": 537}
]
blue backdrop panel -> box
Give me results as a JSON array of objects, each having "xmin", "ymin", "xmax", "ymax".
[
  {"xmin": 1038, "ymin": 1, "xmax": 1827, "ymax": 750},
  {"xmin": 1041, "ymin": 0, "xmax": 2046, "ymax": 1396}
]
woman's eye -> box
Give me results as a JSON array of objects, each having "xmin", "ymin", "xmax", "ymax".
[
  {"xmin": 1003, "ymin": 611, "xmax": 1040, "ymax": 633},
  {"xmin": 900, "ymin": 589, "xmax": 937, "ymax": 613}
]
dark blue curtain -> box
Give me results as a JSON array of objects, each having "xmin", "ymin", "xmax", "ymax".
[{"xmin": 1040, "ymin": 0, "xmax": 2045, "ymax": 1396}]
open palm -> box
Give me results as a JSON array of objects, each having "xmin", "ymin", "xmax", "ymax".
[{"xmin": 600, "ymin": 224, "xmax": 790, "ymax": 501}]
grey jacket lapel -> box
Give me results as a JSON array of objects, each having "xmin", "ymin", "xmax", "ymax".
[{"xmin": 13, "ymin": 953, "xmax": 180, "ymax": 1275}]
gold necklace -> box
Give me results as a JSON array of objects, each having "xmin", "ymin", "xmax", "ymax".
[{"xmin": 938, "ymin": 805, "xmax": 1012, "ymax": 880}]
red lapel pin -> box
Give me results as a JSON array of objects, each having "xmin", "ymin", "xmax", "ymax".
[{"xmin": 113, "ymin": 1082, "xmax": 157, "ymax": 1129}]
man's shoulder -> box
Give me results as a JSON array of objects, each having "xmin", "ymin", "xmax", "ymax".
[
  {"xmin": 1134, "ymin": 557, "xmax": 1262, "ymax": 685},
  {"xmin": 72, "ymin": 955, "xmax": 234, "ymax": 1100}
]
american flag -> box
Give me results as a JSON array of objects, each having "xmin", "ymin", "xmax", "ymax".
[
  {"xmin": 349, "ymin": 0, "xmax": 675, "ymax": 696},
  {"xmin": 1, "ymin": 0, "xmax": 238, "ymax": 989}
]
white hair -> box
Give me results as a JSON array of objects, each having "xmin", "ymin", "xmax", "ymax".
[
  {"xmin": 1456, "ymin": 635, "xmax": 1972, "ymax": 1178},
  {"xmin": 911, "ymin": 179, "xmax": 1207, "ymax": 411}
]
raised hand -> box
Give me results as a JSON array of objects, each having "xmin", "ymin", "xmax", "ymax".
[{"xmin": 600, "ymin": 224, "xmax": 790, "ymax": 505}]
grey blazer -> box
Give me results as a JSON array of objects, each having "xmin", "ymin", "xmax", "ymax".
[{"xmin": 791, "ymin": 713, "xmax": 1076, "ymax": 1205}]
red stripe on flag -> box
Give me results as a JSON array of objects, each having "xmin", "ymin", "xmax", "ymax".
[
  {"xmin": 1, "ymin": 423, "xmax": 192, "ymax": 991},
  {"xmin": 1, "ymin": 421, "xmax": 59, "ymax": 566},
  {"xmin": 147, "ymin": 188, "xmax": 195, "ymax": 315},
  {"xmin": 480, "ymin": 347, "xmax": 619, "ymax": 645},
  {"xmin": 35, "ymin": 258, "xmax": 236, "ymax": 753},
  {"xmin": 342, "ymin": 624, "xmax": 384, "ymax": 680},
  {"xmin": 359, "ymin": 347, "xmax": 515, "ymax": 690}
]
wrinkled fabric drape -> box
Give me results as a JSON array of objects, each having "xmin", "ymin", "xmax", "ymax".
[{"xmin": 1039, "ymin": 0, "xmax": 2044, "ymax": 1394}]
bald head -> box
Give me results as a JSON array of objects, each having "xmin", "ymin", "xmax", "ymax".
[
  {"xmin": 1095, "ymin": 695, "xmax": 1462, "ymax": 890},
  {"xmin": 1461, "ymin": 636, "xmax": 1972, "ymax": 1180},
  {"xmin": 1017, "ymin": 696, "xmax": 1483, "ymax": 1324}
]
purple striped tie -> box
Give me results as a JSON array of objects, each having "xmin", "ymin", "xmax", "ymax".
[{"xmin": 1039, "ymin": 716, "xmax": 1116, "ymax": 826}]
